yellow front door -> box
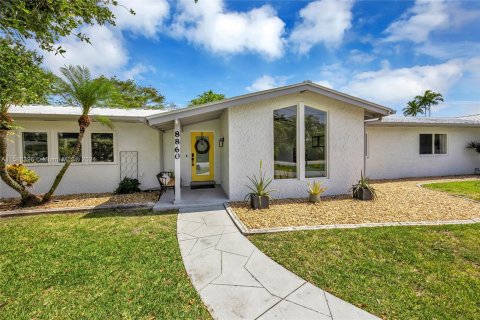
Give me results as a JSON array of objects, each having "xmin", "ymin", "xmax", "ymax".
[{"xmin": 191, "ymin": 132, "xmax": 214, "ymax": 182}]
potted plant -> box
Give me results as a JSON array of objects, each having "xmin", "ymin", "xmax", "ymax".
[
  {"xmin": 350, "ymin": 171, "xmax": 376, "ymax": 201},
  {"xmin": 307, "ymin": 180, "xmax": 327, "ymax": 203},
  {"xmin": 245, "ymin": 160, "xmax": 273, "ymax": 209}
]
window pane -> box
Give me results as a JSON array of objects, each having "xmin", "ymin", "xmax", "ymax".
[
  {"xmin": 22, "ymin": 132, "xmax": 48, "ymax": 163},
  {"xmin": 91, "ymin": 133, "xmax": 114, "ymax": 162},
  {"xmin": 434, "ymin": 134, "xmax": 447, "ymax": 154},
  {"xmin": 419, "ymin": 134, "xmax": 433, "ymax": 154},
  {"xmin": 305, "ymin": 106, "xmax": 327, "ymax": 178},
  {"xmin": 58, "ymin": 133, "xmax": 81, "ymax": 162},
  {"xmin": 274, "ymin": 106, "xmax": 297, "ymax": 179}
]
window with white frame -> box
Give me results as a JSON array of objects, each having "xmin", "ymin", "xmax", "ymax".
[
  {"xmin": 58, "ymin": 133, "xmax": 81, "ymax": 162},
  {"xmin": 22, "ymin": 132, "xmax": 48, "ymax": 163},
  {"xmin": 91, "ymin": 133, "xmax": 114, "ymax": 162},
  {"xmin": 305, "ymin": 106, "xmax": 327, "ymax": 177},
  {"xmin": 274, "ymin": 106, "xmax": 297, "ymax": 179},
  {"xmin": 419, "ymin": 134, "xmax": 447, "ymax": 155}
]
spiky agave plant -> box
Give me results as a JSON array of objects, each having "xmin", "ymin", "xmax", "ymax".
[
  {"xmin": 307, "ymin": 180, "xmax": 327, "ymax": 196},
  {"xmin": 244, "ymin": 160, "xmax": 273, "ymax": 200},
  {"xmin": 467, "ymin": 141, "xmax": 480, "ymax": 154}
]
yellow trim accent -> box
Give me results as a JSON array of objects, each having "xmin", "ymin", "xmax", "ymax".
[{"xmin": 191, "ymin": 132, "xmax": 214, "ymax": 181}]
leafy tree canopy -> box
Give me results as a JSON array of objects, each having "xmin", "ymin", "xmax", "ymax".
[
  {"xmin": 0, "ymin": 0, "xmax": 131, "ymax": 54},
  {"xmin": 105, "ymin": 77, "xmax": 166, "ymax": 109},
  {"xmin": 0, "ymin": 38, "xmax": 54, "ymax": 129},
  {"xmin": 189, "ymin": 90, "xmax": 225, "ymax": 107}
]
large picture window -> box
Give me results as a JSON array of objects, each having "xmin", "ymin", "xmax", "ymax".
[
  {"xmin": 91, "ymin": 133, "xmax": 114, "ymax": 162},
  {"xmin": 274, "ymin": 106, "xmax": 297, "ymax": 179},
  {"xmin": 22, "ymin": 132, "xmax": 48, "ymax": 163},
  {"xmin": 58, "ymin": 133, "xmax": 81, "ymax": 162},
  {"xmin": 419, "ymin": 134, "xmax": 447, "ymax": 155},
  {"xmin": 305, "ymin": 106, "xmax": 327, "ymax": 177}
]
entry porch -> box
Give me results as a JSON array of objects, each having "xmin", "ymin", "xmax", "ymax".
[{"xmin": 153, "ymin": 186, "xmax": 229, "ymax": 211}]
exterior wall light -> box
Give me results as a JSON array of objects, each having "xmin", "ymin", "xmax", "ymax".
[{"xmin": 218, "ymin": 137, "xmax": 224, "ymax": 148}]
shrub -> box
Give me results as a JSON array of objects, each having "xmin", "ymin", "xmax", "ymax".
[
  {"xmin": 7, "ymin": 164, "xmax": 39, "ymax": 188},
  {"xmin": 307, "ymin": 180, "xmax": 327, "ymax": 196},
  {"xmin": 115, "ymin": 177, "xmax": 141, "ymax": 194}
]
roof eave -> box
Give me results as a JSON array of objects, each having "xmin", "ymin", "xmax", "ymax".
[{"xmin": 147, "ymin": 82, "xmax": 393, "ymax": 127}]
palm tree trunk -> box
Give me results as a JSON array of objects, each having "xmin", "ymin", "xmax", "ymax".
[
  {"xmin": 42, "ymin": 116, "xmax": 89, "ymax": 202},
  {"xmin": 0, "ymin": 129, "xmax": 41, "ymax": 205}
]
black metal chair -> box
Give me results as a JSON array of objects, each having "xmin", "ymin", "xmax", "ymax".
[{"xmin": 157, "ymin": 172, "xmax": 175, "ymax": 200}]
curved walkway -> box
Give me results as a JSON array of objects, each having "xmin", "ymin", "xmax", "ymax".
[{"xmin": 177, "ymin": 205, "xmax": 379, "ymax": 320}]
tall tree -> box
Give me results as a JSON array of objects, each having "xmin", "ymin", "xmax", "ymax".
[
  {"xmin": 0, "ymin": 39, "xmax": 54, "ymax": 205},
  {"xmin": 106, "ymin": 77, "xmax": 165, "ymax": 109},
  {"xmin": 42, "ymin": 65, "xmax": 115, "ymax": 202},
  {"xmin": 189, "ymin": 90, "xmax": 225, "ymax": 107},
  {"xmin": 402, "ymin": 100, "xmax": 424, "ymax": 117},
  {"xmin": 415, "ymin": 90, "xmax": 444, "ymax": 117},
  {"xmin": 0, "ymin": 0, "xmax": 131, "ymax": 54}
]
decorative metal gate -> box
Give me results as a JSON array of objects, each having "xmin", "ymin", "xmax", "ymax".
[{"xmin": 120, "ymin": 151, "xmax": 138, "ymax": 180}]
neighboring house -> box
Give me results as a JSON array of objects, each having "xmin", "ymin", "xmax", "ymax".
[{"xmin": 1, "ymin": 81, "xmax": 479, "ymax": 202}]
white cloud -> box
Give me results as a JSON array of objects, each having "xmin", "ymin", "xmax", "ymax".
[
  {"xmin": 314, "ymin": 80, "xmax": 333, "ymax": 89},
  {"xmin": 417, "ymin": 41, "xmax": 480, "ymax": 59},
  {"xmin": 171, "ymin": 0, "xmax": 286, "ymax": 59},
  {"xmin": 341, "ymin": 60, "xmax": 465, "ymax": 105},
  {"xmin": 122, "ymin": 63, "xmax": 156, "ymax": 80},
  {"xmin": 290, "ymin": 0, "xmax": 354, "ymax": 54},
  {"xmin": 246, "ymin": 75, "xmax": 289, "ymax": 92},
  {"xmin": 384, "ymin": 0, "xmax": 450, "ymax": 43},
  {"xmin": 113, "ymin": 0, "xmax": 170, "ymax": 38},
  {"xmin": 39, "ymin": 1, "xmax": 169, "ymax": 78},
  {"xmin": 41, "ymin": 26, "xmax": 129, "ymax": 76},
  {"xmin": 347, "ymin": 49, "xmax": 375, "ymax": 64}
]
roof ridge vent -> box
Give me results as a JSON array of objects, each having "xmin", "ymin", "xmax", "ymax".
[{"xmin": 303, "ymin": 80, "xmax": 312, "ymax": 83}]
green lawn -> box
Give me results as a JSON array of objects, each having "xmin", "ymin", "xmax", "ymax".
[
  {"xmin": 250, "ymin": 224, "xmax": 480, "ymax": 320},
  {"xmin": 423, "ymin": 180, "xmax": 480, "ymax": 201},
  {"xmin": 0, "ymin": 210, "xmax": 210, "ymax": 320}
]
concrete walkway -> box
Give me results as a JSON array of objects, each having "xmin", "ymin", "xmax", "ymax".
[{"xmin": 177, "ymin": 206, "xmax": 379, "ymax": 320}]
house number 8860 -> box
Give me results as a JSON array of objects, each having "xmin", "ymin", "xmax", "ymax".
[{"xmin": 174, "ymin": 131, "xmax": 181, "ymax": 159}]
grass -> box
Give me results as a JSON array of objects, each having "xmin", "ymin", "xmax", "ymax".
[
  {"xmin": 424, "ymin": 180, "xmax": 480, "ymax": 201},
  {"xmin": 249, "ymin": 224, "xmax": 480, "ymax": 320},
  {"xmin": 0, "ymin": 210, "xmax": 210, "ymax": 320}
]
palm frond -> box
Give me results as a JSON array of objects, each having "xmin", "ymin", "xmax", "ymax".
[{"xmin": 93, "ymin": 115, "xmax": 113, "ymax": 129}]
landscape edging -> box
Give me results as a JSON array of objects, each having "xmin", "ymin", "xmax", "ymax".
[
  {"xmin": 225, "ymin": 203, "xmax": 480, "ymax": 235},
  {"xmin": 0, "ymin": 202, "xmax": 156, "ymax": 218}
]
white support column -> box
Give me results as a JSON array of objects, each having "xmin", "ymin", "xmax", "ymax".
[
  {"xmin": 174, "ymin": 119, "xmax": 182, "ymax": 203},
  {"xmin": 298, "ymin": 102, "xmax": 306, "ymax": 181}
]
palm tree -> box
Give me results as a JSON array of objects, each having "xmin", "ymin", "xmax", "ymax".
[
  {"xmin": 402, "ymin": 100, "xmax": 424, "ymax": 117},
  {"xmin": 415, "ymin": 90, "xmax": 444, "ymax": 117},
  {"xmin": 42, "ymin": 65, "xmax": 115, "ymax": 202}
]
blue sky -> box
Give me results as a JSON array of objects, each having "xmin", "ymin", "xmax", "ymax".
[{"xmin": 38, "ymin": 0, "xmax": 480, "ymax": 116}]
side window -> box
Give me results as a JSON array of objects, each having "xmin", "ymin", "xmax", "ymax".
[
  {"xmin": 274, "ymin": 106, "xmax": 297, "ymax": 179},
  {"xmin": 419, "ymin": 134, "xmax": 433, "ymax": 154},
  {"xmin": 22, "ymin": 132, "xmax": 48, "ymax": 163},
  {"xmin": 58, "ymin": 133, "xmax": 81, "ymax": 162},
  {"xmin": 434, "ymin": 134, "xmax": 447, "ymax": 154},
  {"xmin": 91, "ymin": 133, "xmax": 114, "ymax": 162},
  {"xmin": 420, "ymin": 134, "xmax": 447, "ymax": 155},
  {"xmin": 305, "ymin": 106, "xmax": 327, "ymax": 178}
]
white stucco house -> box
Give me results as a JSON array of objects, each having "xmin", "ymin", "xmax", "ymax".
[{"xmin": 1, "ymin": 81, "xmax": 479, "ymax": 204}]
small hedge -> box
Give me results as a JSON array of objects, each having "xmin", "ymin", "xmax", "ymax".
[{"xmin": 115, "ymin": 177, "xmax": 141, "ymax": 194}]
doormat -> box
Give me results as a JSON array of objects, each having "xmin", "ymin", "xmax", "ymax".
[{"xmin": 190, "ymin": 181, "xmax": 216, "ymax": 190}]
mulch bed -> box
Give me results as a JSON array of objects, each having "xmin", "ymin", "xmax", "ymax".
[
  {"xmin": 231, "ymin": 177, "xmax": 480, "ymax": 229},
  {"xmin": 0, "ymin": 192, "xmax": 158, "ymax": 212}
]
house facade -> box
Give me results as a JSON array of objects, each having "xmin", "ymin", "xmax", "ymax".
[{"xmin": 1, "ymin": 82, "xmax": 479, "ymax": 202}]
